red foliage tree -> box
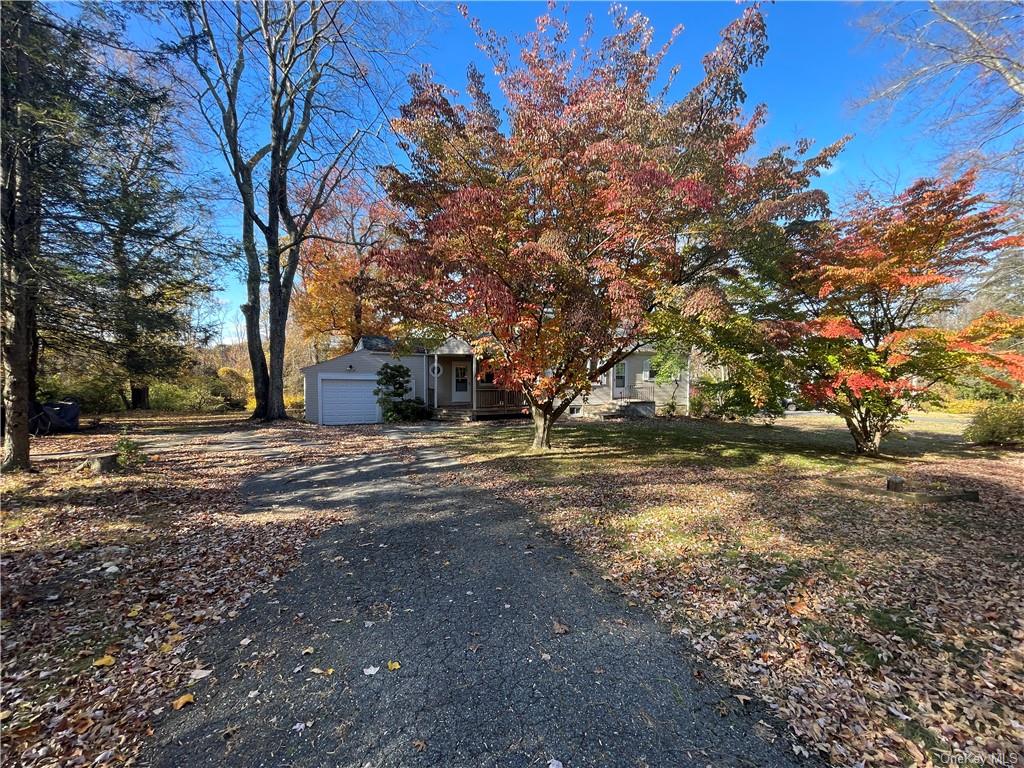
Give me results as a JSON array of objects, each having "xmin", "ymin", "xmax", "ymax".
[
  {"xmin": 381, "ymin": 5, "xmax": 842, "ymax": 449},
  {"xmin": 792, "ymin": 172, "xmax": 1024, "ymax": 453}
]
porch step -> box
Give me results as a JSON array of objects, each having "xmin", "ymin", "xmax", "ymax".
[
  {"xmin": 432, "ymin": 407, "xmax": 473, "ymax": 422},
  {"xmin": 575, "ymin": 400, "xmax": 655, "ymax": 420}
]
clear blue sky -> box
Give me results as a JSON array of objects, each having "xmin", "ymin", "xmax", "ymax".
[{"xmin": 212, "ymin": 2, "xmax": 940, "ymax": 342}]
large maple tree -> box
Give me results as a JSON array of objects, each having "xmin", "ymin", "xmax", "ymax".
[
  {"xmin": 381, "ymin": 5, "xmax": 841, "ymax": 449},
  {"xmin": 789, "ymin": 172, "xmax": 1024, "ymax": 454}
]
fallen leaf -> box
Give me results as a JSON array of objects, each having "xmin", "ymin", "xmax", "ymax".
[
  {"xmin": 189, "ymin": 669, "xmax": 213, "ymax": 680},
  {"xmin": 362, "ymin": 666, "xmax": 380, "ymax": 676},
  {"xmin": 92, "ymin": 655, "xmax": 115, "ymax": 667},
  {"xmin": 411, "ymin": 738, "xmax": 427, "ymax": 753},
  {"xmin": 387, "ymin": 660, "xmax": 401, "ymax": 671},
  {"xmin": 172, "ymin": 693, "xmax": 194, "ymax": 711},
  {"xmin": 239, "ymin": 637, "xmax": 252, "ymax": 647},
  {"xmin": 548, "ymin": 760, "xmax": 564, "ymax": 768},
  {"xmin": 552, "ymin": 619, "xmax": 570, "ymax": 635},
  {"xmin": 301, "ymin": 646, "xmax": 314, "ymax": 655}
]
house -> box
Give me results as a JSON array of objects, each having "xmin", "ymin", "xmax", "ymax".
[{"xmin": 301, "ymin": 335, "xmax": 689, "ymax": 425}]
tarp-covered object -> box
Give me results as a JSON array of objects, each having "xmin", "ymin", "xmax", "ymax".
[{"xmin": 29, "ymin": 399, "xmax": 80, "ymax": 436}]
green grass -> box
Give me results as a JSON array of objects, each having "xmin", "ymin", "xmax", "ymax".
[{"xmin": 445, "ymin": 411, "xmax": 976, "ymax": 475}]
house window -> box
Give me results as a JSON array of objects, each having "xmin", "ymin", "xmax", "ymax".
[
  {"xmin": 569, "ymin": 405, "xmax": 581, "ymax": 415},
  {"xmin": 614, "ymin": 362, "xmax": 626, "ymax": 388},
  {"xmin": 644, "ymin": 359, "xmax": 659, "ymax": 381},
  {"xmin": 454, "ymin": 365, "xmax": 469, "ymax": 392}
]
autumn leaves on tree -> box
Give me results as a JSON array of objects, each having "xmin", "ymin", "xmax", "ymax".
[
  {"xmin": 379, "ymin": 5, "xmax": 842, "ymax": 449},
  {"xmin": 786, "ymin": 173, "xmax": 1024, "ymax": 454}
]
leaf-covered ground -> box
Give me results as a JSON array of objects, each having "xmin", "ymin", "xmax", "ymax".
[
  {"xmin": 0, "ymin": 415, "xmax": 404, "ymax": 767},
  {"xmin": 405, "ymin": 413, "xmax": 1024, "ymax": 767}
]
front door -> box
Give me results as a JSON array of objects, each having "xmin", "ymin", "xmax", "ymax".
[
  {"xmin": 613, "ymin": 361, "xmax": 627, "ymax": 399},
  {"xmin": 452, "ymin": 363, "xmax": 471, "ymax": 403}
]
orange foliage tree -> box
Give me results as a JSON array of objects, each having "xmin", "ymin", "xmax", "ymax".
[
  {"xmin": 292, "ymin": 178, "xmax": 396, "ymax": 356},
  {"xmin": 790, "ymin": 172, "xmax": 1024, "ymax": 453}
]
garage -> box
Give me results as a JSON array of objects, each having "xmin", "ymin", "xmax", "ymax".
[{"xmin": 318, "ymin": 377, "xmax": 380, "ymax": 425}]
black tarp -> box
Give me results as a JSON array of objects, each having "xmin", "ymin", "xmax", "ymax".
[{"xmin": 28, "ymin": 399, "xmax": 81, "ymax": 435}]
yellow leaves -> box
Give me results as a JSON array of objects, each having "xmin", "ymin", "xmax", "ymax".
[
  {"xmin": 159, "ymin": 642, "xmax": 174, "ymax": 654},
  {"xmin": 92, "ymin": 654, "xmax": 116, "ymax": 667},
  {"xmin": 387, "ymin": 660, "xmax": 401, "ymax": 671},
  {"xmin": 126, "ymin": 605, "xmax": 143, "ymax": 618},
  {"xmin": 171, "ymin": 693, "xmax": 194, "ymax": 711},
  {"xmin": 301, "ymin": 646, "xmax": 314, "ymax": 656},
  {"xmin": 311, "ymin": 667, "xmax": 334, "ymax": 676}
]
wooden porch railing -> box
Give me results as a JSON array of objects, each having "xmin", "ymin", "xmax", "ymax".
[{"xmin": 476, "ymin": 389, "xmax": 526, "ymax": 410}]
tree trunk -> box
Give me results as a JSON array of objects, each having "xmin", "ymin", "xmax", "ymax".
[
  {"xmin": 130, "ymin": 384, "xmax": 150, "ymax": 410},
  {"xmin": 265, "ymin": 298, "xmax": 288, "ymax": 420},
  {"xmin": 1, "ymin": 2, "xmax": 37, "ymax": 471},
  {"xmin": 240, "ymin": 212, "xmax": 269, "ymax": 419},
  {"xmin": 844, "ymin": 415, "xmax": 882, "ymax": 455},
  {"xmin": 531, "ymin": 404, "xmax": 554, "ymax": 451}
]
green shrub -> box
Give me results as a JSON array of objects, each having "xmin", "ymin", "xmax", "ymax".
[
  {"xmin": 374, "ymin": 363, "xmax": 429, "ymax": 422},
  {"xmin": 149, "ymin": 377, "xmax": 239, "ymax": 412},
  {"xmin": 37, "ymin": 373, "xmax": 124, "ymax": 413},
  {"xmin": 964, "ymin": 402, "xmax": 1024, "ymax": 445},
  {"xmin": 115, "ymin": 428, "xmax": 146, "ymax": 470}
]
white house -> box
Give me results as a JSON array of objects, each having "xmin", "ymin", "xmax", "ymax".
[{"xmin": 301, "ymin": 335, "xmax": 688, "ymax": 425}]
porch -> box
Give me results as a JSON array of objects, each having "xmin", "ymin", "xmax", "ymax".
[{"xmin": 423, "ymin": 353, "xmax": 527, "ymax": 420}]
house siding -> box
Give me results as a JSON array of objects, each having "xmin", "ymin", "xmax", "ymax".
[
  {"xmin": 570, "ymin": 351, "xmax": 687, "ymax": 411},
  {"xmin": 302, "ymin": 350, "xmax": 425, "ymax": 424}
]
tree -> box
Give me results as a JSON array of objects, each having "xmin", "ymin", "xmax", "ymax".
[
  {"xmin": 382, "ymin": 5, "xmax": 842, "ymax": 449},
  {"xmin": 292, "ymin": 176, "xmax": 396, "ymax": 356},
  {"xmin": 168, "ymin": 0, "xmax": 415, "ymax": 419},
  {"xmin": 2, "ymin": 2, "xmax": 109, "ymax": 469},
  {"xmin": 65, "ymin": 96, "xmax": 220, "ymax": 409},
  {"xmin": 862, "ymin": 2, "xmax": 1024, "ymax": 214},
  {"xmin": 790, "ymin": 173, "xmax": 1024, "ymax": 454}
]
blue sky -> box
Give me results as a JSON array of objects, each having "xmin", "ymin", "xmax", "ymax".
[{"xmin": 212, "ymin": 2, "xmax": 941, "ymax": 342}]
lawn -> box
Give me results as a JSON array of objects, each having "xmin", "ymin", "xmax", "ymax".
[{"xmin": 407, "ymin": 412, "xmax": 1024, "ymax": 767}]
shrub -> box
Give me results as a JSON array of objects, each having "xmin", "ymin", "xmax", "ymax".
[
  {"xmin": 37, "ymin": 373, "xmax": 124, "ymax": 413},
  {"xmin": 284, "ymin": 393, "xmax": 304, "ymax": 410},
  {"xmin": 217, "ymin": 367, "xmax": 252, "ymax": 406},
  {"xmin": 149, "ymin": 377, "xmax": 239, "ymax": 413},
  {"xmin": 115, "ymin": 428, "xmax": 147, "ymax": 470},
  {"xmin": 374, "ymin": 363, "xmax": 428, "ymax": 422},
  {"xmin": 964, "ymin": 402, "xmax": 1024, "ymax": 445}
]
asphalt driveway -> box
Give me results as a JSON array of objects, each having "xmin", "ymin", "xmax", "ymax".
[{"xmin": 142, "ymin": 426, "xmax": 809, "ymax": 768}]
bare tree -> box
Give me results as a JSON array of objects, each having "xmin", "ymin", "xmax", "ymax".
[
  {"xmin": 861, "ymin": 2, "xmax": 1024, "ymax": 213},
  {"xmin": 167, "ymin": 0, "xmax": 416, "ymax": 419}
]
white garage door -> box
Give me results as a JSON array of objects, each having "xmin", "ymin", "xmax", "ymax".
[{"xmin": 320, "ymin": 379, "xmax": 380, "ymax": 425}]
